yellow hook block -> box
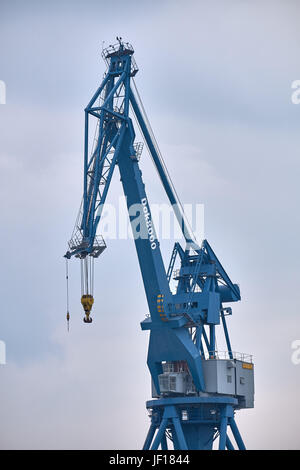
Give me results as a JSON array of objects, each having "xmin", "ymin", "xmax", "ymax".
[{"xmin": 81, "ymin": 294, "xmax": 94, "ymax": 323}]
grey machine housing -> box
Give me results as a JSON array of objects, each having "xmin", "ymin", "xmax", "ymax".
[{"xmin": 155, "ymin": 359, "xmax": 254, "ymax": 409}]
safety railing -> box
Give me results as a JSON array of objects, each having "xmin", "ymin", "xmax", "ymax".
[
  {"xmin": 102, "ymin": 42, "xmax": 134, "ymax": 60},
  {"xmin": 68, "ymin": 234, "xmax": 106, "ymax": 258},
  {"xmin": 101, "ymin": 42, "xmax": 138, "ymax": 76},
  {"xmin": 200, "ymin": 350, "xmax": 253, "ymax": 363}
]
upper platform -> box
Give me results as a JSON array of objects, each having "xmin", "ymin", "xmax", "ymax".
[{"xmin": 102, "ymin": 39, "xmax": 138, "ymax": 77}]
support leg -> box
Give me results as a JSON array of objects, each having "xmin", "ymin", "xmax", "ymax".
[
  {"xmin": 226, "ymin": 434, "xmax": 234, "ymax": 450},
  {"xmin": 221, "ymin": 310, "xmax": 233, "ymax": 359},
  {"xmin": 151, "ymin": 419, "xmax": 168, "ymax": 450},
  {"xmin": 229, "ymin": 417, "xmax": 246, "ymax": 450},
  {"xmin": 143, "ymin": 423, "xmax": 157, "ymax": 450},
  {"xmin": 218, "ymin": 415, "xmax": 228, "ymax": 450},
  {"xmin": 209, "ymin": 325, "xmax": 215, "ymax": 356},
  {"xmin": 171, "ymin": 426, "xmax": 180, "ymax": 450},
  {"xmin": 172, "ymin": 417, "xmax": 188, "ymax": 450},
  {"xmin": 202, "ymin": 326, "xmax": 210, "ymax": 352},
  {"xmin": 161, "ymin": 432, "xmax": 168, "ymax": 450}
]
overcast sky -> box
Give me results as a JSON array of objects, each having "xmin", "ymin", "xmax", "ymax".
[{"xmin": 0, "ymin": 0, "xmax": 300, "ymax": 449}]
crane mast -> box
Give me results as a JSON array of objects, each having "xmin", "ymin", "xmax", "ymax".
[{"xmin": 64, "ymin": 39, "xmax": 254, "ymax": 450}]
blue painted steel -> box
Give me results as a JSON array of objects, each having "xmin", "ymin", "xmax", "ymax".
[
  {"xmin": 65, "ymin": 39, "xmax": 252, "ymax": 450},
  {"xmin": 143, "ymin": 424, "xmax": 156, "ymax": 451},
  {"xmin": 221, "ymin": 309, "xmax": 233, "ymax": 359},
  {"xmin": 226, "ymin": 434, "xmax": 235, "ymax": 450},
  {"xmin": 146, "ymin": 396, "xmax": 238, "ymax": 407},
  {"xmin": 151, "ymin": 418, "xmax": 168, "ymax": 450},
  {"xmin": 229, "ymin": 417, "xmax": 246, "ymax": 450},
  {"xmin": 144, "ymin": 397, "xmax": 238, "ymax": 450},
  {"xmin": 218, "ymin": 416, "xmax": 228, "ymax": 450}
]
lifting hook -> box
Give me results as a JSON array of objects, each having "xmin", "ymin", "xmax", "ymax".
[{"xmin": 81, "ymin": 294, "xmax": 94, "ymax": 324}]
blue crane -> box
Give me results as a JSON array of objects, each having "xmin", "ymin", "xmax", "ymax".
[{"xmin": 64, "ymin": 38, "xmax": 254, "ymax": 450}]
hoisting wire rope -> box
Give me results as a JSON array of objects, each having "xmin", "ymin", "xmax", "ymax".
[
  {"xmin": 80, "ymin": 258, "xmax": 84, "ymax": 296},
  {"xmin": 131, "ymin": 78, "xmax": 199, "ymax": 252},
  {"xmin": 80, "ymin": 255, "xmax": 95, "ymax": 296},
  {"xmin": 91, "ymin": 256, "xmax": 95, "ymax": 296},
  {"xmin": 84, "ymin": 257, "xmax": 89, "ymax": 294},
  {"xmin": 88, "ymin": 255, "xmax": 94, "ymax": 296},
  {"xmin": 77, "ymin": 94, "xmax": 101, "ymax": 302}
]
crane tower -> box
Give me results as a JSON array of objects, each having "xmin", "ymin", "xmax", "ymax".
[{"xmin": 64, "ymin": 39, "xmax": 254, "ymax": 450}]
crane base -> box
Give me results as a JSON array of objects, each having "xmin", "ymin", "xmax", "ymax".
[{"xmin": 143, "ymin": 396, "xmax": 245, "ymax": 450}]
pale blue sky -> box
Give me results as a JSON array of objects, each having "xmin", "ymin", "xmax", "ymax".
[{"xmin": 0, "ymin": 0, "xmax": 300, "ymax": 449}]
